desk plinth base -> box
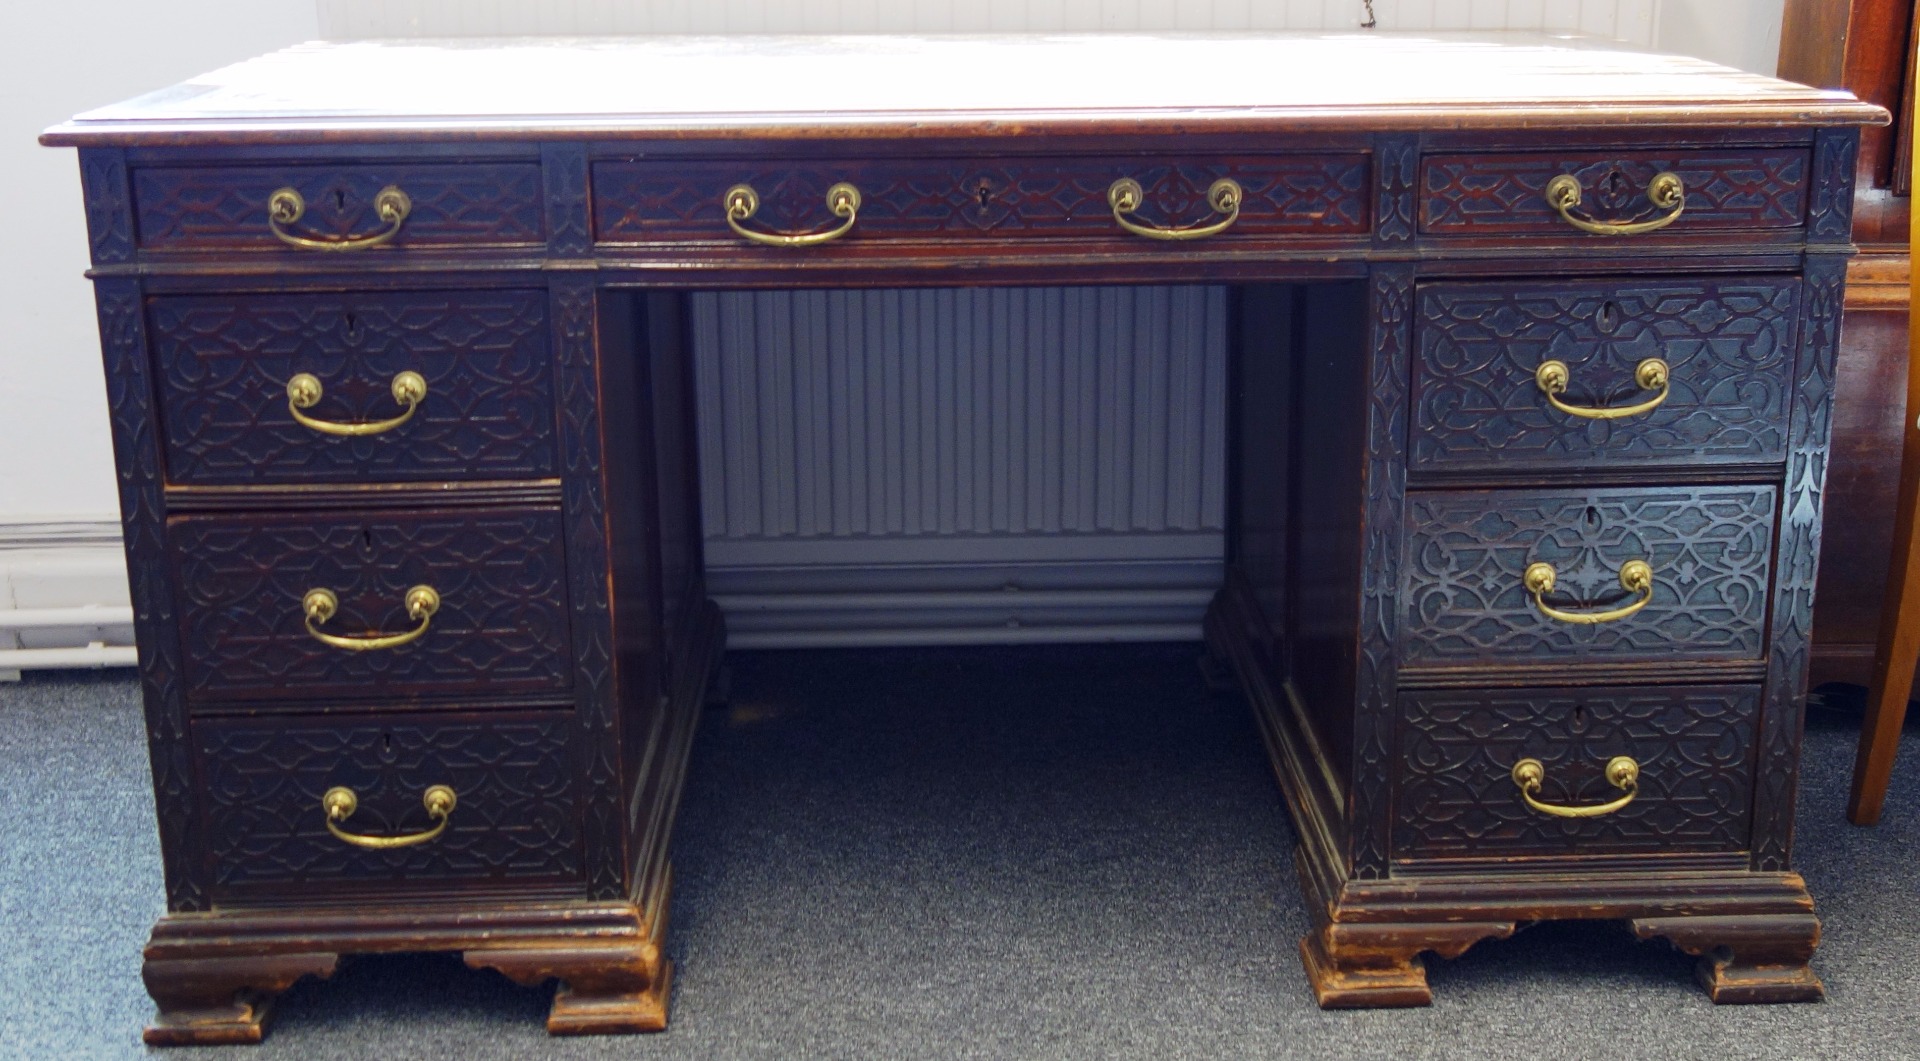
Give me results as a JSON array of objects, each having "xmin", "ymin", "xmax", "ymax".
[
  {"xmin": 141, "ymin": 887, "xmax": 676, "ymax": 1045},
  {"xmin": 1203, "ymin": 578, "xmax": 1825, "ymax": 1009}
]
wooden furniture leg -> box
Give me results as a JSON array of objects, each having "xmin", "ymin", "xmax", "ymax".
[
  {"xmin": 142, "ymin": 952, "xmax": 339, "ymax": 1045},
  {"xmin": 1848, "ymin": 119, "xmax": 1920, "ymax": 826},
  {"xmin": 1632, "ymin": 914, "xmax": 1824, "ymax": 1003}
]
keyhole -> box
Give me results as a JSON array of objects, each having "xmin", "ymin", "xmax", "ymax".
[
  {"xmin": 360, "ymin": 527, "xmax": 375, "ymax": 559},
  {"xmin": 344, "ymin": 312, "xmax": 360, "ymax": 342},
  {"xmin": 1584, "ymin": 506, "xmax": 1600, "ymax": 529},
  {"xmin": 975, "ymin": 182, "xmax": 993, "ymax": 209},
  {"xmin": 382, "ymin": 732, "xmax": 392, "ymax": 754},
  {"xmin": 1596, "ymin": 300, "xmax": 1619, "ymax": 332},
  {"xmin": 334, "ymin": 188, "xmax": 347, "ymax": 212},
  {"xmin": 1604, "ymin": 169, "xmax": 1628, "ymax": 197},
  {"xmin": 1573, "ymin": 704, "xmax": 1587, "ymax": 731}
]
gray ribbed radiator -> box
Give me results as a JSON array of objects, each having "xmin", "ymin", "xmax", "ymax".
[{"xmin": 690, "ymin": 287, "xmax": 1228, "ymax": 646}]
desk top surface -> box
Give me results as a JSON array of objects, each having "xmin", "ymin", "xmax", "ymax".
[{"xmin": 42, "ymin": 32, "xmax": 1887, "ymax": 147}]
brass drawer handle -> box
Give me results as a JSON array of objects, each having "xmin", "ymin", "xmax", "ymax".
[
  {"xmin": 286, "ymin": 371, "xmax": 427, "ymax": 437},
  {"xmin": 1535, "ymin": 358, "xmax": 1669, "ymax": 421},
  {"xmin": 302, "ymin": 585, "xmax": 440, "ymax": 651},
  {"xmin": 1543, "ymin": 171, "xmax": 1685, "ymax": 236},
  {"xmin": 724, "ymin": 182, "xmax": 861, "ymax": 246},
  {"xmin": 1524, "ymin": 559, "xmax": 1653, "ymax": 625},
  {"xmin": 268, "ymin": 185, "xmax": 412, "ymax": 250},
  {"xmin": 322, "ymin": 784, "xmax": 457, "ymax": 849},
  {"xmin": 1511, "ymin": 756, "xmax": 1640, "ymax": 818},
  {"xmin": 1107, "ymin": 177, "xmax": 1242, "ymax": 241}
]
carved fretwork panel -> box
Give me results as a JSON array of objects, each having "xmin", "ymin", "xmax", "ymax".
[
  {"xmin": 132, "ymin": 163, "xmax": 545, "ymax": 250},
  {"xmin": 170, "ymin": 510, "xmax": 573, "ymax": 702},
  {"xmin": 1753, "ymin": 253, "xmax": 1848, "ymax": 872},
  {"xmin": 1394, "ymin": 685, "xmax": 1758, "ymax": 861},
  {"xmin": 1350, "ymin": 264, "xmax": 1417, "ymax": 881},
  {"xmin": 550, "ymin": 278, "xmax": 627, "ymax": 901},
  {"xmin": 1402, "ymin": 487, "xmax": 1776, "ymax": 666},
  {"xmin": 592, "ymin": 156, "xmax": 1370, "ymax": 242},
  {"xmin": 80, "ymin": 149, "xmax": 136, "ymax": 264},
  {"xmin": 1374, "ymin": 135, "xmax": 1418, "ymax": 244},
  {"xmin": 150, "ymin": 291, "xmax": 556, "ymax": 485},
  {"xmin": 95, "ymin": 277, "xmax": 209, "ymax": 912},
  {"xmin": 1411, "ymin": 278, "xmax": 1801, "ymax": 472},
  {"xmin": 1420, "ymin": 149, "xmax": 1810, "ymax": 235},
  {"xmin": 195, "ymin": 711, "xmax": 583, "ymax": 898},
  {"xmin": 541, "ymin": 143, "xmax": 593, "ymax": 257}
]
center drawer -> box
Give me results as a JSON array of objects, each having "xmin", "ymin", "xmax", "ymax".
[
  {"xmin": 149, "ymin": 290, "xmax": 557, "ymax": 487},
  {"xmin": 1401, "ymin": 486, "xmax": 1776, "ymax": 668},
  {"xmin": 592, "ymin": 154, "xmax": 1370, "ymax": 246},
  {"xmin": 169, "ymin": 508, "xmax": 574, "ymax": 703},
  {"xmin": 194, "ymin": 708, "xmax": 583, "ymax": 903}
]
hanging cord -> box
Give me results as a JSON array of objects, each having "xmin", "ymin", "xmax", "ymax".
[{"xmin": 1361, "ymin": 0, "xmax": 1377, "ymax": 29}]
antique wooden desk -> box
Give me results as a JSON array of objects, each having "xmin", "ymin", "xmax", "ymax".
[{"xmin": 42, "ymin": 33, "xmax": 1887, "ymax": 1044}]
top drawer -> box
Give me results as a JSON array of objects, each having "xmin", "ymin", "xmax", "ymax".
[
  {"xmin": 592, "ymin": 155, "xmax": 1371, "ymax": 246},
  {"xmin": 1420, "ymin": 148, "xmax": 1810, "ymax": 238},
  {"xmin": 131, "ymin": 162, "xmax": 546, "ymax": 253},
  {"xmin": 1410, "ymin": 276, "xmax": 1802, "ymax": 474}
]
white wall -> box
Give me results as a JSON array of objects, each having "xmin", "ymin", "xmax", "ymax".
[
  {"xmin": 2, "ymin": 0, "xmax": 319, "ymax": 523},
  {"xmin": 312, "ymin": 1, "xmax": 1784, "ymax": 76},
  {"xmin": 1660, "ymin": 0, "xmax": 1785, "ymax": 77}
]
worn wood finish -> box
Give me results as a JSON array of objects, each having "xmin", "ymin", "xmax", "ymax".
[
  {"xmin": 40, "ymin": 35, "xmax": 1878, "ymax": 146},
  {"xmin": 45, "ymin": 32, "xmax": 1888, "ymax": 1041}
]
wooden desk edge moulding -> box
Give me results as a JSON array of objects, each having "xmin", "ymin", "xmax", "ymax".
[{"xmin": 41, "ymin": 32, "xmax": 1888, "ymax": 1043}]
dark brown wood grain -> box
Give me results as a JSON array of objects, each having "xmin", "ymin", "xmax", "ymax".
[{"xmin": 47, "ymin": 33, "xmax": 1883, "ymax": 1042}]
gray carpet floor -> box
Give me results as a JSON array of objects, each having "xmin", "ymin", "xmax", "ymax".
[{"xmin": 1, "ymin": 644, "xmax": 1916, "ymax": 1061}]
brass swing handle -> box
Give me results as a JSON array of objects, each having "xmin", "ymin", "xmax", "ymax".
[
  {"xmin": 1535, "ymin": 358, "xmax": 1670, "ymax": 421},
  {"xmin": 1511, "ymin": 756, "xmax": 1640, "ymax": 819},
  {"xmin": 724, "ymin": 182, "xmax": 861, "ymax": 247},
  {"xmin": 1524, "ymin": 559, "xmax": 1654, "ymax": 625},
  {"xmin": 286, "ymin": 371, "xmax": 427, "ymax": 437},
  {"xmin": 322, "ymin": 784, "xmax": 457, "ymax": 849},
  {"xmin": 1544, "ymin": 171, "xmax": 1685, "ymax": 236},
  {"xmin": 1107, "ymin": 178, "xmax": 1242, "ymax": 241},
  {"xmin": 303, "ymin": 585, "xmax": 440, "ymax": 652},
  {"xmin": 268, "ymin": 186, "xmax": 412, "ymax": 250}
]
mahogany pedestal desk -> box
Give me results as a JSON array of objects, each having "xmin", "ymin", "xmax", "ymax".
[{"xmin": 42, "ymin": 34, "xmax": 1888, "ymax": 1043}]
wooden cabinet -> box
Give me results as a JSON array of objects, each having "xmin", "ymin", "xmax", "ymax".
[
  {"xmin": 41, "ymin": 33, "xmax": 1885, "ymax": 1044},
  {"xmin": 1782, "ymin": 0, "xmax": 1917, "ymax": 688}
]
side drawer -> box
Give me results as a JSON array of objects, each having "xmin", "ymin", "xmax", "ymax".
[
  {"xmin": 1402, "ymin": 486, "xmax": 1776, "ymax": 667},
  {"xmin": 151, "ymin": 290, "xmax": 557, "ymax": 486},
  {"xmin": 1411, "ymin": 277, "xmax": 1801, "ymax": 474},
  {"xmin": 171, "ymin": 508, "xmax": 573, "ymax": 703},
  {"xmin": 195, "ymin": 709, "xmax": 582, "ymax": 903},
  {"xmin": 1419, "ymin": 147, "xmax": 1809, "ymax": 238},
  {"xmin": 1393, "ymin": 684, "xmax": 1759, "ymax": 864},
  {"xmin": 132, "ymin": 161, "xmax": 546, "ymax": 252},
  {"xmin": 592, "ymin": 154, "xmax": 1370, "ymax": 245}
]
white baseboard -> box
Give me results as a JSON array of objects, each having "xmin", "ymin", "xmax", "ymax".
[{"xmin": 0, "ymin": 519, "xmax": 133, "ymax": 679}]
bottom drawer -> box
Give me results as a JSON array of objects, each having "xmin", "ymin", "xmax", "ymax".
[
  {"xmin": 1392, "ymin": 684, "xmax": 1759, "ymax": 864},
  {"xmin": 195, "ymin": 710, "xmax": 582, "ymax": 903}
]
